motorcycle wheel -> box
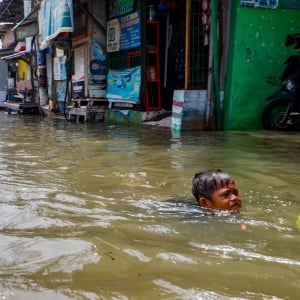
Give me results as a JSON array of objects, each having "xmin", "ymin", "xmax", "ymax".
[{"xmin": 262, "ymin": 98, "xmax": 292, "ymax": 130}]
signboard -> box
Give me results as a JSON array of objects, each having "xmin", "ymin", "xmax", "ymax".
[
  {"xmin": 108, "ymin": 0, "xmax": 134, "ymax": 18},
  {"xmin": 106, "ymin": 66, "xmax": 141, "ymax": 103},
  {"xmin": 15, "ymin": 21, "xmax": 38, "ymax": 41},
  {"xmin": 107, "ymin": 11, "xmax": 141, "ymax": 52},
  {"xmin": 120, "ymin": 11, "xmax": 141, "ymax": 50},
  {"xmin": 240, "ymin": 0, "xmax": 278, "ymax": 8},
  {"xmin": 40, "ymin": 0, "xmax": 74, "ymax": 43}
]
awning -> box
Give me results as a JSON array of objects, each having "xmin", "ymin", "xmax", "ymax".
[
  {"xmin": 0, "ymin": 47, "xmax": 15, "ymax": 58},
  {"xmin": 1, "ymin": 50, "xmax": 31, "ymax": 61}
]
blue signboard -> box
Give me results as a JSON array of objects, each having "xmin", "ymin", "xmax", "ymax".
[
  {"xmin": 107, "ymin": 11, "xmax": 141, "ymax": 52},
  {"xmin": 120, "ymin": 11, "xmax": 141, "ymax": 50}
]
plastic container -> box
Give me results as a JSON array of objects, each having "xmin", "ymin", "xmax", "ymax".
[{"xmin": 148, "ymin": 5, "xmax": 156, "ymax": 20}]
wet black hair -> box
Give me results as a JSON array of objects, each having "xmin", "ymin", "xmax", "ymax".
[{"xmin": 192, "ymin": 169, "xmax": 232, "ymax": 202}]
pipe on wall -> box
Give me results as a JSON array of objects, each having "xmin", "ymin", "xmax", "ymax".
[{"xmin": 211, "ymin": 0, "xmax": 222, "ymax": 130}]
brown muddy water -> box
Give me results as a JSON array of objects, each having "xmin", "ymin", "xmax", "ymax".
[{"xmin": 0, "ymin": 112, "xmax": 299, "ymax": 300}]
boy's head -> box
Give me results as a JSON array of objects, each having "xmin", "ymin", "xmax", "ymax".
[{"xmin": 192, "ymin": 169, "xmax": 241, "ymax": 211}]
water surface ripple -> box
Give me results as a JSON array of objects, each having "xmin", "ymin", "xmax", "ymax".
[{"xmin": 0, "ymin": 113, "xmax": 299, "ymax": 299}]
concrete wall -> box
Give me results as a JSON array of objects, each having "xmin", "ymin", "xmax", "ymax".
[
  {"xmin": 171, "ymin": 90, "xmax": 208, "ymax": 131},
  {"xmin": 223, "ymin": 2, "xmax": 300, "ymax": 130}
]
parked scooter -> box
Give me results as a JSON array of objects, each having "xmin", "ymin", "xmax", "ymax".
[{"xmin": 262, "ymin": 33, "xmax": 300, "ymax": 130}]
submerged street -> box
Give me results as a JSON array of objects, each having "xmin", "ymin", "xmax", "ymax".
[{"xmin": 0, "ymin": 112, "xmax": 299, "ymax": 299}]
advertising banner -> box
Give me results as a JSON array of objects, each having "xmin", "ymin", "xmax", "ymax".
[{"xmin": 106, "ymin": 66, "xmax": 141, "ymax": 103}]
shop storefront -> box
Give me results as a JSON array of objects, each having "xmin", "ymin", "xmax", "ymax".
[{"xmin": 0, "ymin": 0, "xmax": 216, "ymax": 128}]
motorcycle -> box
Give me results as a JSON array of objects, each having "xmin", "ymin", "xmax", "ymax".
[{"xmin": 262, "ymin": 33, "xmax": 300, "ymax": 130}]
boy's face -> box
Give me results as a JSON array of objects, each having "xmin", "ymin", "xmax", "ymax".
[{"xmin": 199, "ymin": 180, "xmax": 241, "ymax": 212}]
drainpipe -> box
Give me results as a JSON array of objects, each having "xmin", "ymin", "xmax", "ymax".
[{"xmin": 211, "ymin": 0, "xmax": 222, "ymax": 130}]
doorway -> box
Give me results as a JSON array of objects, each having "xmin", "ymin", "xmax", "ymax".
[{"xmin": 158, "ymin": 0, "xmax": 210, "ymax": 109}]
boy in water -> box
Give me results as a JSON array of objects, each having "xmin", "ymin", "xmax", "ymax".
[{"xmin": 192, "ymin": 169, "xmax": 241, "ymax": 212}]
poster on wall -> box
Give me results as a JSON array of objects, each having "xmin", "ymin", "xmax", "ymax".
[
  {"xmin": 109, "ymin": 0, "xmax": 134, "ymax": 18},
  {"xmin": 72, "ymin": 81, "xmax": 85, "ymax": 99},
  {"xmin": 106, "ymin": 66, "xmax": 141, "ymax": 103},
  {"xmin": 56, "ymin": 80, "xmax": 67, "ymax": 101},
  {"xmin": 53, "ymin": 56, "xmax": 67, "ymax": 80},
  {"xmin": 240, "ymin": 0, "xmax": 278, "ymax": 8},
  {"xmin": 72, "ymin": 45, "xmax": 85, "ymax": 82},
  {"xmin": 107, "ymin": 11, "xmax": 141, "ymax": 52},
  {"xmin": 107, "ymin": 18, "xmax": 121, "ymax": 52},
  {"xmin": 72, "ymin": 45, "xmax": 85, "ymax": 98}
]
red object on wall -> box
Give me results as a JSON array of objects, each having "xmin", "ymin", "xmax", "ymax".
[{"xmin": 145, "ymin": 20, "xmax": 161, "ymax": 111}]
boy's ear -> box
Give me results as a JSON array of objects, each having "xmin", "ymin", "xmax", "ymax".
[{"xmin": 199, "ymin": 197, "xmax": 209, "ymax": 207}]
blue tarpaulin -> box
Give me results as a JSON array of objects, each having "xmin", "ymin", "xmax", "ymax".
[{"xmin": 40, "ymin": 0, "xmax": 74, "ymax": 43}]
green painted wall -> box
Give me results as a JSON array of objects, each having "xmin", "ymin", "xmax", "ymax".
[{"xmin": 223, "ymin": 1, "xmax": 300, "ymax": 130}]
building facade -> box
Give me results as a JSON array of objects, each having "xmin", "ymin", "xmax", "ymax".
[{"xmin": 0, "ymin": 0, "xmax": 299, "ymax": 129}]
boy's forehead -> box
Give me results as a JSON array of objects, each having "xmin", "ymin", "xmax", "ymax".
[{"xmin": 216, "ymin": 179, "xmax": 235, "ymax": 188}]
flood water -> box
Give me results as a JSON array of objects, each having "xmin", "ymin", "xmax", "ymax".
[{"xmin": 0, "ymin": 112, "xmax": 299, "ymax": 300}]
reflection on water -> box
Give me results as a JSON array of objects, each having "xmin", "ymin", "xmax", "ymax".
[{"xmin": 0, "ymin": 112, "xmax": 299, "ymax": 299}]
